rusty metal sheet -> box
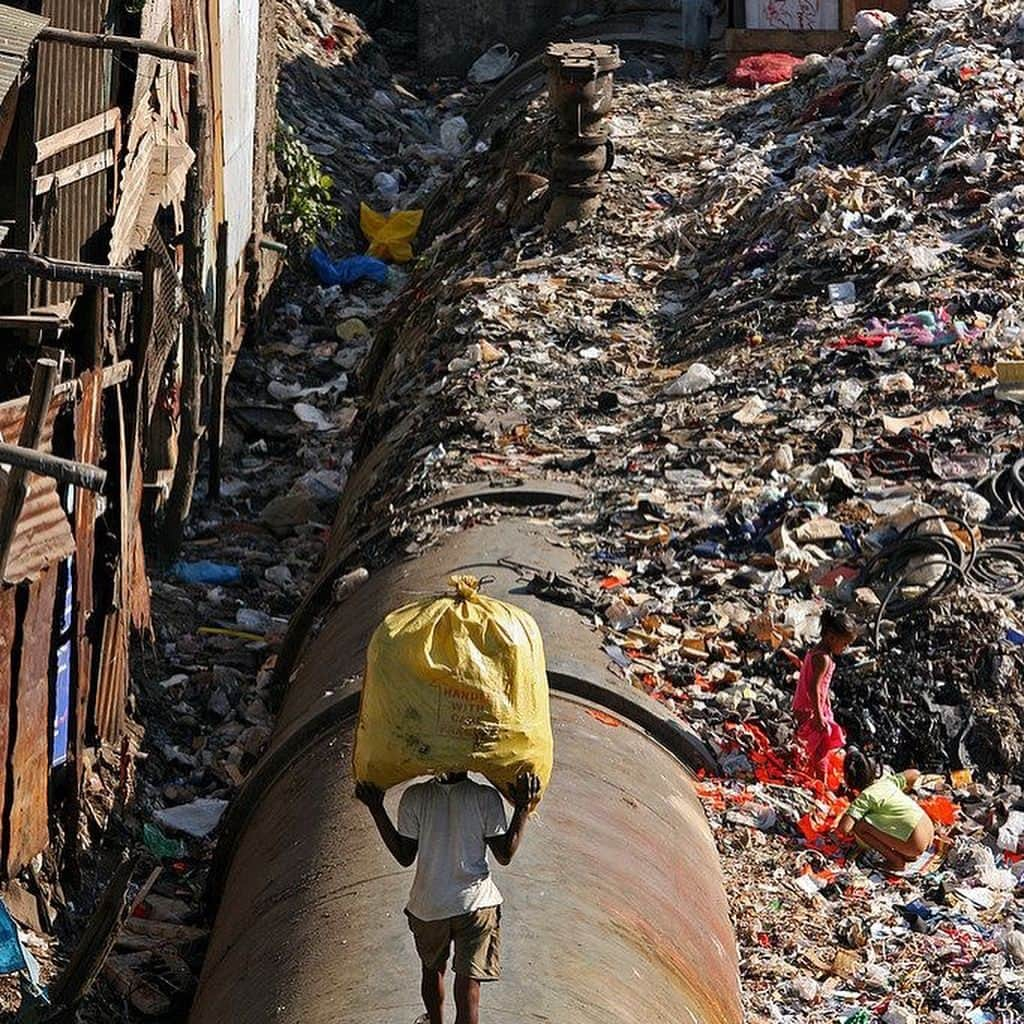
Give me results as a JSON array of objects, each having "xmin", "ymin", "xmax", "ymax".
[
  {"xmin": 94, "ymin": 384, "xmax": 128, "ymax": 743},
  {"xmin": 191, "ymin": 695, "xmax": 741, "ymax": 1024},
  {"xmin": 6, "ymin": 566, "xmax": 58, "ymax": 875},
  {"xmin": 33, "ymin": 0, "xmax": 116, "ymax": 308},
  {"xmin": 140, "ymin": 226, "xmax": 187, "ymax": 427},
  {"xmin": 0, "ymin": 6, "xmax": 48, "ymax": 119},
  {"xmin": 0, "ymin": 589, "xmax": 15, "ymax": 860},
  {"xmin": 95, "ymin": 605, "xmax": 127, "ymax": 744},
  {"xmin": 127, "ymin": 438, "xmax": 150, "ymax": 633},
  {"xmin": 73, "ymin": 370, "xmax": 101, "ymax": 768},
  {"xmin": 0, "ymin": 394, "xmax": 77, "ymax": 585}
]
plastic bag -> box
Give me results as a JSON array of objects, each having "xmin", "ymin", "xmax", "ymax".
[
  {"xmin": 353, "ymin": 576, "xmax": 553, "ymax": 802},
  {"xmin": 728, "ymin": 53, "xmax": 802, "ymax": 88},
  {"xmin": 309, "ymin": 248, "xmax": 389, "ymax": 286},
  {"xmin": 467, "ymin": 43, "xmax": 519, "ymax": 85},
  {"xmin": 360, "ymin": 203, "xmax": 424, "ymax": 263}
]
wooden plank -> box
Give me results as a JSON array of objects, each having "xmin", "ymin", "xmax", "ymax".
[
  {"xmin": 74, "ymin": 371, "xmax": 101, "ymax": 776},
  {"xmin": 0, "ymin": 314, "xmax": 71, "ymax": 331},
  {"xmin": 163, "ymin": 70, "xmax": 208, "ymax": 556},
  {"xmin": 34, "ymin": 107, "xmax": 120, "ymax": 164},
  {"xmin": 5, "ymin": 68, "xmax": 35, "ymax": 315},
  {"xmin": 35, "ymin": 150, "xmax": 116, "ymax": 197},
  {"xmin": 6, "ymin": 566, "xmax": 59, "ymax": 875},
  {"xmin": 206, "ymin": 0, "xmax": 226, "ymax": 227},
  {"xmin": 43, "ymin": 855, "xmax": 136, "ymax": 1015},
  {"xmin": 0, "ymin": 249, "xmax": 143, "ymax": 291},
  {"xmin": 0, "ymin": 442, "xmax": 107, "ymax": 493},
  {"xmin": 94, "ymin": 386, "xmax": 129, "ymax": 744},
  {"xmin": 127, "ymin": 445, "xmax": 150, "ymax": 633},
  {"xmin": 0, "ymin": 360, "xmax": 59, "ymax": 579},
  {"xmin": 0, "ymin": 360, "xmax": 131, "ymax": 425},
  {"xmin": 0, "ymin": 591, "xmax": 15, "ymax": 867}
]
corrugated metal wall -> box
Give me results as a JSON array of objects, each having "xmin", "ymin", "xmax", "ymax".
[
  {"xmin": 0, "ymin": 0, "xmax": 274, "ymax": 879},
  {"xmin": 33, "ymin": 0, "xmax": 116, "ymax": 309},
  {"xmin": 0, "ymin": 384, "xmax": 87, "ymax": 874}
]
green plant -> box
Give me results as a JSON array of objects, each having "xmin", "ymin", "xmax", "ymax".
[{"xmin": 275, "ymin": 122, "xmax": 339, "ymax": 252}]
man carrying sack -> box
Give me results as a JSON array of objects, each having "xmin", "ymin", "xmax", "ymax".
[
  {"xmin": 356, "ymin": 770, "xmax": 540, "ymax": 1024},
  {"xmin": 352, "ymin": 575, "xmax": 552, "ymax": 1024}
]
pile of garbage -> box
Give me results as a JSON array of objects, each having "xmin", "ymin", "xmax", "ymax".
[
  {"xmin": 7, "ymin": 2, "xmax": 1021, "ymax": 1020},
  {"xmin": 669, "ymin": 0, "xmax": 1024, "ymax": 360},
  {"xmin": 711, "ymin": 763, "xmax": 1024, "ymax": 1024},
  {"xmin": 276, "ymin": 0, "xmax": 486, "ymax": 252},
  {"xmin": 261, "ymin": 5, "xmax": 1024, "ymax": 1020}
]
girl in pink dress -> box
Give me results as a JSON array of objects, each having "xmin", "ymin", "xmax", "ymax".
[{"xmin": 793, "ymin": 609, "xmax": 858, "ymax": 779}]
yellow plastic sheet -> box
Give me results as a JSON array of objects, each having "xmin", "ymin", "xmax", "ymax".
[
  {"xmin": 353, "ymin": 576, "xmax": 553, "ymax": 802},
  {"xmin": 360, "ymin": 202, "xmax": 424, "ymax": 263}
]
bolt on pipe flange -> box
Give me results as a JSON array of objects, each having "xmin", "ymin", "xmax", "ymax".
[{"xmin": 544, "ymin": 41, "xmax": 622, "ymax": 231}]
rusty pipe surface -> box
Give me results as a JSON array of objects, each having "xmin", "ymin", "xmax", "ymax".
[
  {"xmin": 190, "ymin": 695, "xmax": 737, "ymax": 1024},
  {"xmin": 189, "ymin": 521, "xmax": 741, "ymax": 1024}
]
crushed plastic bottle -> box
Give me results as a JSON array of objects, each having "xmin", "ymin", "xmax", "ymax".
[
  {"xmin": 373, "ymin": 171, "xmax": 401, "ymax": 201},
  {"xmin": 467, "ymin": 43, "xmax": 518, "ymax": 84},
  {"xmin": 664, "ymin": 362, "xmax": 717, "ymax": 396},
  {"xmin": 791, "ymin": 976, "xmax": 819, "ymax": 1003},
  {"xmin": 440, "ymin": 116, "xmax": 470, "ymax": 154}
]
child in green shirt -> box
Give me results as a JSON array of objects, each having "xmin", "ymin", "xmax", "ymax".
[{"xmin": 837, "ymin": 749, "xmax": 934, "ymax": 872}]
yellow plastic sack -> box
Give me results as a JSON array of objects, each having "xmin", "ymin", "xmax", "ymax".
[
  {"xmin": 353, "ymin": 576, "xmax": 553, "ymax": 802},
  {"xmin": 360, "ymin": 202, "xmax": 424, "ymax": 263}
]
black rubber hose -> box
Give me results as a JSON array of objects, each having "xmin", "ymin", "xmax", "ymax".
[
  {"xmin": 969, "ymin": 544, "xmax": 1024, "ymax": 597},
  {"xmin": 863, "ymin": 515, "xmax": 976, "ymax": 646}
]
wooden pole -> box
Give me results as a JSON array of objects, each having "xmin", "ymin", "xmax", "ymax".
[
  {"xmin": 0, "ymin": 249, "xmax": 143, "ymax": 291},
  {"xmin": 0, "ymin": 359, "xmax": 59, "ymax": 579},
  {"xmin": 0, "ymin": 443, "xmax": 106, "ymax": 493},
  {"xmin": 37, "ymin": 26, "xmax": 197, "ymax": 64}
]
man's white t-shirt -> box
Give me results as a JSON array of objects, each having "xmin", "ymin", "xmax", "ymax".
[{"xmin": 397, "ymin": 777, "xmax": 508, "ymax": 922}]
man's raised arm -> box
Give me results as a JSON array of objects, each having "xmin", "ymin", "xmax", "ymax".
[
  {"xmin": 487, "ymin": 773, "xmax": 540, "ymax": 866},
  {"xmin": 355, "ymin": 782, "xmax": 418, "ymax": 866}
]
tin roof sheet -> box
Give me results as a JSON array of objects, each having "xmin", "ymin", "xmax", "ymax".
[
  {"xmin": 0, "ymin": 391, "xmax": 78, "ymax": 585},
  {"xmin": 0, "ymin": 5, "xmax": 49, "ymax": 108}
]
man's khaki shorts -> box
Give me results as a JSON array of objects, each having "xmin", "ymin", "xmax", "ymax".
[{"xmin": 406, "ymin": 906, "xmax": 501, "ymax": 981}]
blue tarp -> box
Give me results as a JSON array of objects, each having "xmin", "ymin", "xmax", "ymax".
[
  {"xmin": 52, "ymin": 557, "xmax": 74, "ymax": 767},
  {"xmin": 0, "ymin": 901, "xmax": 27, "ymax": 975}
]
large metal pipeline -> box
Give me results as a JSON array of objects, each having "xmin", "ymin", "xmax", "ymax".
[
  {"xmin": 189, "ymin": 521, "xmax": 741, "ymax": 1024},
  {"xmin": 189, "ymin": 26, "xmax": 741, "ymax": 1014}
]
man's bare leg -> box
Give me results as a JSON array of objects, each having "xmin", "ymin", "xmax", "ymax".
[
  {"xmin": 421, "ymin": 966, "xmax": 444, "ymax": 1024},
  {"xmin": 454, "ymin": 974, "xmax": 481, "ymax": 1024}
]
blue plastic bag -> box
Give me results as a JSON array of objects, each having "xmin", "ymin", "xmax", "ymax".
[
  {"xmin": 0, "ymin": 900, "xmax": 27, "ymax": 975},
  {"xmin": 309, "ymin": 248, "xmax": 389, "ymax": 287},
  {"xmin": 171, "ymin": 561, "xmax": 242, "ymax": 586}
]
